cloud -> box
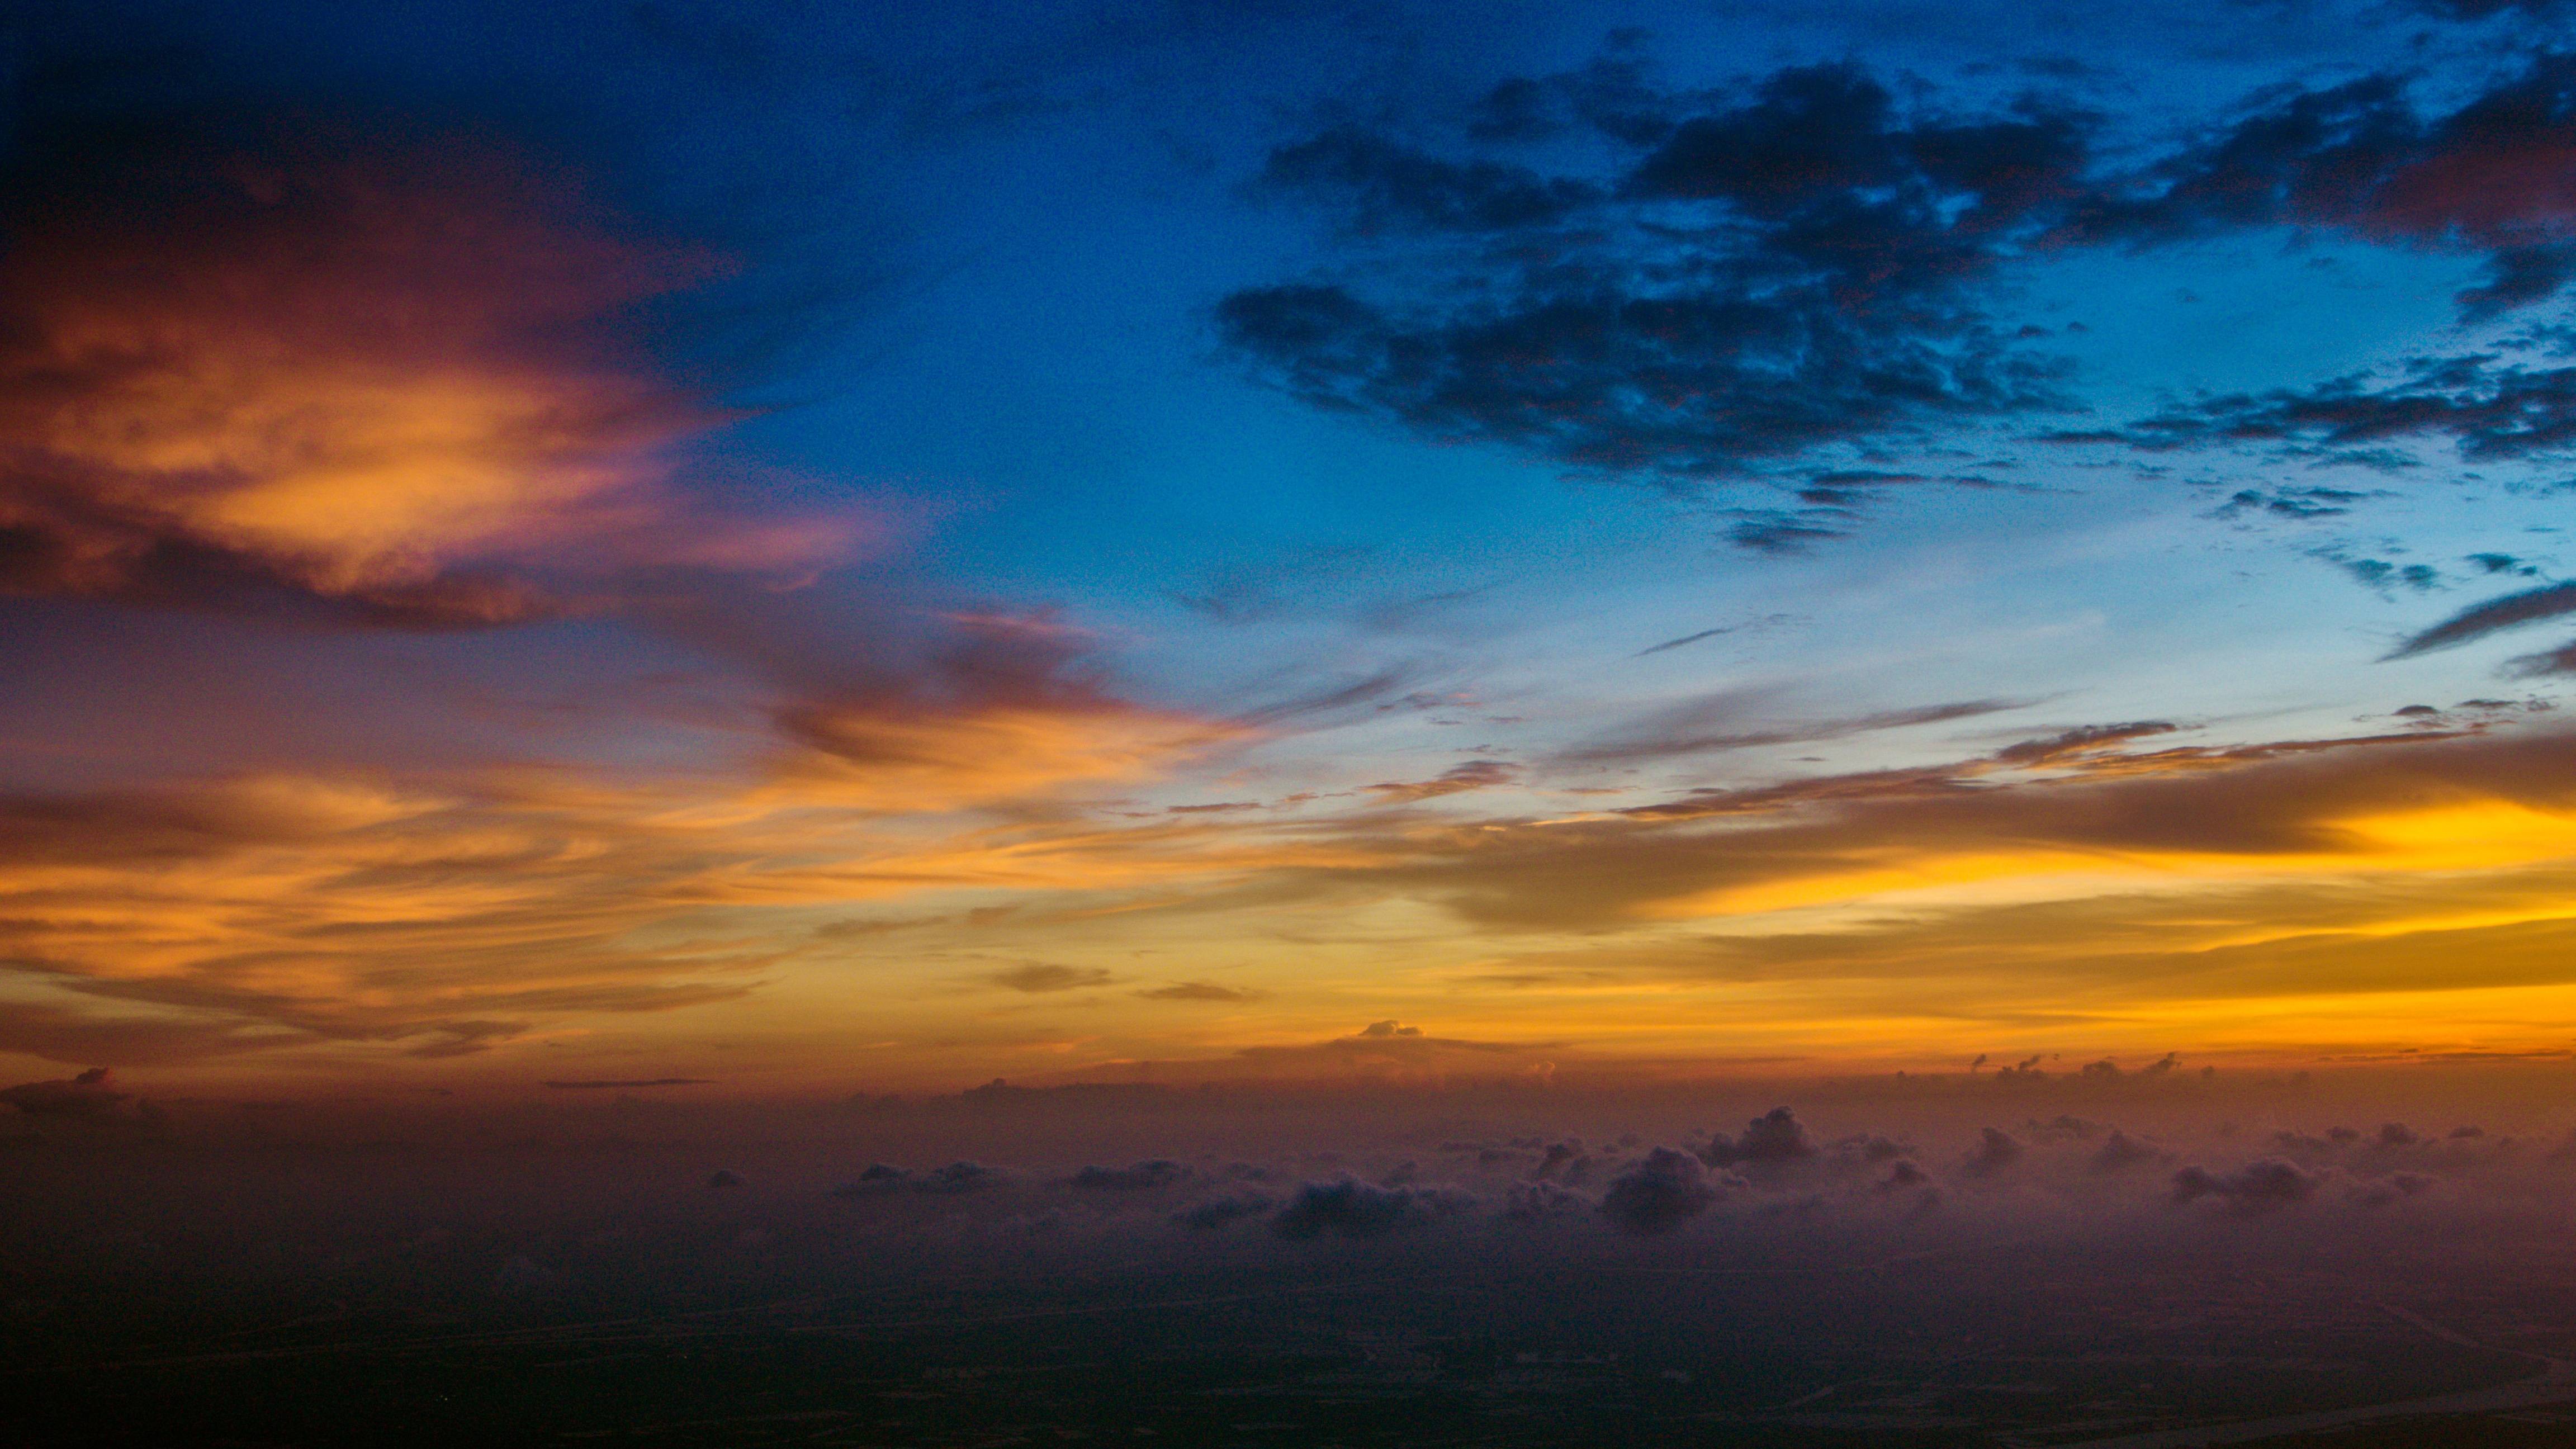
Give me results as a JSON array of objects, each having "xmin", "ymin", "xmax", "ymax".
[
  {"xmin": 1993, "ymin": 722, "xmax": 2181, "ymax": 768},
  {"xmin": 2507, "ymin": 639, "xmax": 2576, "ymax": 675},
  {"xmin": 775, "ymin": 693, "xmax": 1248, "ymax": 813},
  {"xmin": 1318, "ymin": 719, "xmax": 2534, "ymax": 934},
  {"xmin": 0, "ymin": 1000, "xmax": 294, "ymax": 1066},
  {"xmin": 1134, "ymin": 982, "xmax": 1265, "ymax": 1002},
  {"xmin": 1361, "ymin": 759, "xmax": 1517, "ymax": 803},
  {"xmin": 831, "ymin": 1163, "xmax": 911, "ymax": 1197},
  {"xmin": 1560, "ymin": 695, "xmax": 2032, "ymax": 765},
  {"xmin": 1962, "ymin": 1126, "xmax": 2026, "ymax": 1177},
  {"xmin": 1597, "ymin": 1147, "xmax": 1723, "ymax": 1234},
  {"xmin": 1698, "ymin": 1107, "xmax": 1818, "ymax": 1168},
  {"xmin": 2170, "ymin": 1158, "xmax": 2322, "ymax": 1213},
  {"xmin": 912, "ymin": 1161, "xmax": 1000, "ymax": 1195},
  {"xmin": 1228, "ymin": 41, "xmax": 2576, "ymax": 528},
  {"xmin": 1256, "ymin": 126, "xmax": 1600, "ymax": 234},
  {"xmin": 0, "ymin": 106, "xmax": 859, "ymax": 626},
  {"xmin": 1631, "ymin": 614, "xmax": 1800, "ymax": 657},
  {"xmin": 1502, "ymin": 1180, "xmax": 1595, "ymax": 1221},
  {"xmin": 1221, "ymin": 60, "xmax": 2091, "ymax": 489},
  {"xmin": 2091, "ymin": 1130, "xmax": 2170, "ymax": 1173},
  {"xmin": 543, "ymin": 1077, "xmax": 713, "ymax": 1089},
  {"xmin": 986, "ymin": 964, "xmax": 1115, "ymax": 994},
  {"xmin": 0, "ymin": 753, "xmax": 1324, "ymax": 1060},
  {"xmin": 2100, "ymin": 358, "xmax": 2576, "ymax": 469},
  {"xmin": 1175, "ymin": 1191, "xmax": 1273, "ymax": 1230},
  {"xmin": 0, "ymin": 1066, "xmax": 127, "ymax": 1119},
  {"xmin": 1070, "ymin": 1159, "xmax": 1192, "ymax": 1191},
  {"xmin": 2386, "ymin": 581, "xmax": 2576, "ymax": 658},
  {"xmin": 1270, "ymin": 1177, "xmax": 1475, "ymax": 1239},
  {"xmin": 2061, "ymin": 55, "xmax": 2576, "ymax": 279}
]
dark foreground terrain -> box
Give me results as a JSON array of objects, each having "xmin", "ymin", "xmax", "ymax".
[
  {"xmin": 12, "ymin": 1092, "xmax": 2576, "ymax": 1447},
  {"xmin": 15, "ymin": 1232, "xmax": 2576, "ymax": 1447}
]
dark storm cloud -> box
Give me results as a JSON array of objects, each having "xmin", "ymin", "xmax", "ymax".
[{"xmin": 1597, "ymin": 1147, "xmax": 1724, "ymax": 1234}]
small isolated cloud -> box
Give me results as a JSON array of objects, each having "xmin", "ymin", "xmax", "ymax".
[
  {"xmin": 1135, "ymin": 982, "xmax": 1264, "ymax": 1003},
  {"xmin": 986, "ymin": 964, "xmax": 1114, "ymax": 994},
  {"xmin": 1361, "ymin": 759, "xmax": 1517, "ymax": 804}
]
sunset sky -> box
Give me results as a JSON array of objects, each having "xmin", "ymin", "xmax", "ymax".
[{"xmin": 16, "ymin": 0, "xmax": 2576, "ymax": 1096}]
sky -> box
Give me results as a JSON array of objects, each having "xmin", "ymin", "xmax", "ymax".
[{"xmin": 15, "ymin": 0, "xmax": 2576, "ymax": 1100}]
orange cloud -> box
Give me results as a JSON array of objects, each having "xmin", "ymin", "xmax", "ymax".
[
  {"xmin": 774, "ymin": 697, "xmax": 1251, "ymax": 813},
  {"xmin": 0, "ymin": 118, "xmax": 861, "ymax": 623}
]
